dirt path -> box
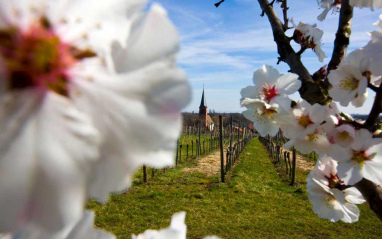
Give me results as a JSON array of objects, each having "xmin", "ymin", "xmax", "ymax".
[
  {"xmin": 182, "ymin": 150, "xmax": 225, "ymax": 176},
  {"xmin": 181, "ymin": 144, "xmax": 315, "ymax": 177}
]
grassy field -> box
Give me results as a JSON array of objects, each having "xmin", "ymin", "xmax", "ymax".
[{"xmin": 87, "ymin": 138, "xmax": 381, "ymax": 239}]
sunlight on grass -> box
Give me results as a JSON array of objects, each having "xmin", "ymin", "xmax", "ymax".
[{"xmin": 87, "ymin": 138, "xmax": 381, "ymax": 239}]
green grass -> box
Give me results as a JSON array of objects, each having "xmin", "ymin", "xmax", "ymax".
[{"xmin": 87, "ymin": 138, "xmax": 381, "ymax": 239}]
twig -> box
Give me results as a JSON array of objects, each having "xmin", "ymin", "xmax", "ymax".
[
  {"xmin": 257, "ymin": 0, "xmax": 330, "ymax": 105},
  {"xmin": 280, "ymin": 0, "xmax": 291, "ymax": 31},
  {"xmin": 296, "ymin": 46, "xmax": 307, "ymax": 56},
  {"xmin": 214, "ymin": 0, "xmax": 225, "ymax": 8}
]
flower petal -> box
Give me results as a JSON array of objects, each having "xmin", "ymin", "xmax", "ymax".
[
  {"xmin": 0, "ymin": 91, "xmax": 100, "ymax": 233},
  {"xmin": 70, "ymin": 66, "xmax": 189, "ymax": 201},
  {"xmin": 252, "ymin": 65, "xmax": 280, "ymax": 86},
  {"xmin": 112, "ymin": 3, "xmax": 179, "ymax": 73},
  {"xmin": 275, "ymin": 73, "xmax": 300, "ymax": 95}
]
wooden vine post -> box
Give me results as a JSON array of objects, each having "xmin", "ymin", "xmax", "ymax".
[{"xmin": 219, "ymin": 115, "xmax": 225, "ymax": 183}]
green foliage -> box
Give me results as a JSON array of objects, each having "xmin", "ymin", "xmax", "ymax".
[{"xmin": 87, "ymin": 138, "xmax": 380, "ymax": 239}]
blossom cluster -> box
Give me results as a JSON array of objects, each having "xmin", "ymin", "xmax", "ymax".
[{"xmin": 241, "ymin": 11, "xmax": 382, "ymax": 223}]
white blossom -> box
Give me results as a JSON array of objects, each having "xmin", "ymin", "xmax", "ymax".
[
  {"xmin": 306, "ymin": 157, "xmax": 365, "ymax": 223},
  {"xmin": 317, "ymin": 0, "xmax": 341, "ymax": 21},
  {"xmin": 0, "ymin": 0, "xmax": 190, "ymax": 236},
  {"xmin": 334, "ymin": 129, "xmax": 382, "ymax": 185},
  {"xmin": 327, "ymin": 124, "xmax": 356, "ymax": 148},
  {"xmin": 328, "ymin": 50, "xmax": 375, "ymax": 107},
  {"xmin": 241, "ymin": 98, "xmax": 281, "ymax": 137},
  {"xmin": 280, "ymin": 100, "xmax": 333, "ymax": 154},
  {"xmin": 241, "ymin": 65, "xmax": 300, "ymax": 110},
  {"xmin": 290, "ymin": 20, "xmax": 327, "ymax": 62}
]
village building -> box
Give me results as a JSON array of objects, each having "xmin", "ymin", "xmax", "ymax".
[{"xmin": 199, "ymin": 87, "xmax": 214, "ymax": 131}]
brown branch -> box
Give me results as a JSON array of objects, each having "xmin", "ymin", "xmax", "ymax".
[
  {"xmin": 326, "ymin": 0, "xmax": 353, "ymax": 81},
  {"xmin": 257, "ymin": 0, "xmax": 330, "ymax": 105},
  {"xmin": 280, "ymin": 0, "xmax": 290, "ymax": 31},
  {"xmin": 296, "ymin": 46, "xmax": 307, "ymax": 56},
  {"xmin": 354, "ymin": 179, "xmax": 382, "ymax": 221},
  {"xmin": 368, "ymin": 83, "xmax": 379, "ymax": 92},
  {"xmin": 364, "ymin": 83, "xmax": 382, "ymax": 129}
]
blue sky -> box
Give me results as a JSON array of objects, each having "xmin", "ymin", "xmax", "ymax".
[{"xmin": 149, "ymin": 0, "xmax": 381, "ymax": 114}]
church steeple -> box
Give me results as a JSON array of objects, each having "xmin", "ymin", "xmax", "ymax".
[
  {"xmin": 199, "ymin": 86, "xmax": 207, "ymax": 109},
  {"xmin": 199, "ymin": 85, "xmax": 207, "ymax": 117}
]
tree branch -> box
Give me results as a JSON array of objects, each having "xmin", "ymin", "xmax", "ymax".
[
  {"xmin": 368, "ymin": 83, "xmax": 379, "ymax": 92},
  {"xmin": 354, "ymin": 178, "xmax": 382, "ymax": 221},
  {"xmin": 364, "ymin": 83, "xmax": 382, "ymax": 129},
  {"xmin": 257, "ymin": 0, "xmax": 330, "ymax": 105},
  {"xmin": 326, "ymin": 0, "xmax": 353, "ymax": 79}
]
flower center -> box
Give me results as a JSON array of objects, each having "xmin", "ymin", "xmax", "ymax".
[
  {"xmin": 309, "ymin": 38, "xmax": 316, "ymax": 49},
  {"xmin": 0, "ymin": 17, "xmax": 96, "ymax": 96},
  {"xmin": 306, "ymin": 132, "xmax": 318, "ymax": 142},
  {"xmin": 260, "ymin": 84, "xmax": 279, "ymax": 103},
  {"xmin": 326, "ymin": 174, "xmax": 342, "ymax": 189},
  {"xmin": 298, "ymin": 115, "xmax": 313, "ymax": 128},
  {"xmin": 260, "ymin": 105, "xmax": 277, "ymax": 117},
  {"xmin": 337, "ymin": 131, "xmax": 350, "ymax": 140},
  {"xmin": 339, "ymin": 77, "xmax": 359, "ymax": 91},
  {"xmin": 321, "ymin": 195, "xmax": 336, "ymax": 208},
  {"xmin": 351, "ymin": 150, "xmax": 369, "ymax": 167}
]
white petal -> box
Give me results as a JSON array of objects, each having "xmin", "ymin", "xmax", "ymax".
[
  {"xmin": 112, "ymin": 3, "xmax": 179, "ymax": 73},
  {"xmin": 242, "ymin": 109, "xmax": 279, "ymax": 137},
  {"xmin": 363, "ymin": 159, "xmax": 382, "ymax": 185},
  {"xmin": 252, "ymin": 65, "xmax": 280, "ymax": 86},
  {"xmin": 340, "ymin": 203, "xmax": 359, "ymax": 223},
  {"xmin": 132, "ymin": 212, "xmax": 187, "ymax": 239},
  {"xmin": 169, "ymin": 212, "xmax": 187, "ymax": 237},
  {"xmin": 352, "ymin": 129, "xmax": 373, "ymax": 151},
  {"xmin": 337, "ymin": 161, "xmax": 363, "ymax": 185},
  {"xmin": 275, "ymin": 73, "xmax": 301, "ymax": 95},
  {"xmin": 240, "ymin": 86, "xmax": 258, "ymax": 101},
  {"xmin": 344, "ymin": 187, "xmax": 366, "ymax": 204},
  {"xmin": 309, "ymin": 104, "xmax": 329, "ymax": 124},
  {"xmin": 314, "ymin": 45, "xmax": 327, "ymax": 62},
  {"xmin": 0, "ymin": 91, "xmax": 100, "ymax": 233},
  {"xmin": 363, "ymin": 41, "xmax": 382, "ymax": 76},
  {"xmin": 71, "ymin": 71, "xmax": 187, "ymax": 201},
  {"xmin": 67, "ymin": 211, "xmax": 115, "ymax": 239}
]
